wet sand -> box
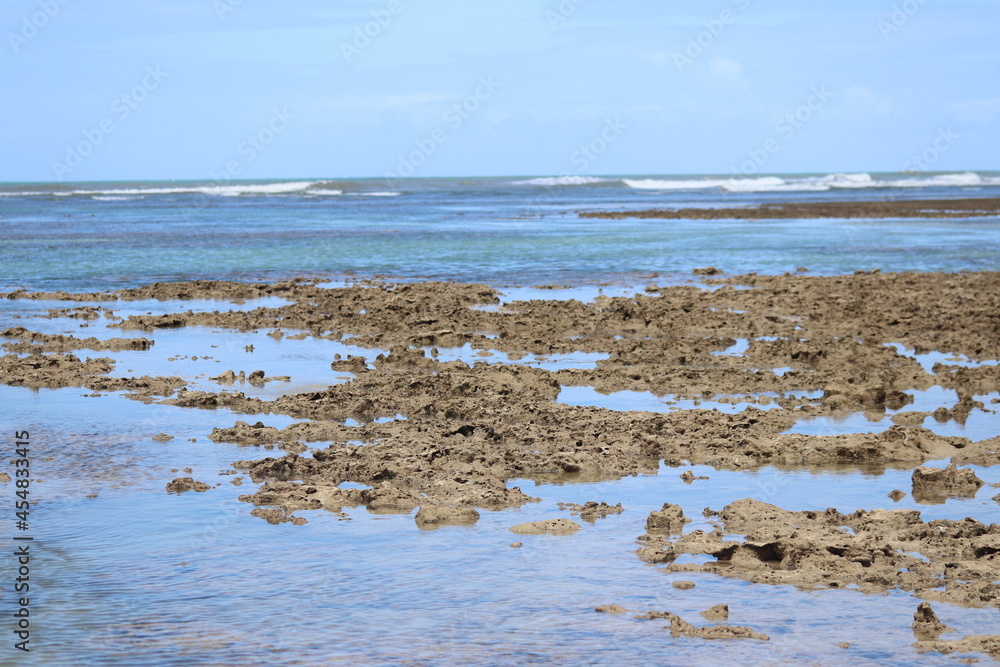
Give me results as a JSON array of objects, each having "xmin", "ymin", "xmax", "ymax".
[
  {"xmin": 2, "ymin": 270, "xmax": 999, "ymax": 661},
  {"xmin": 580, "ymin": 196, "xmax": 1000, "ymax": 220}
]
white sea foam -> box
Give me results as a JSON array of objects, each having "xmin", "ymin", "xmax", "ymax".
[
  {"xmin": 623, "ymin": 172, "xmax": 1000, "ymax": 193},
  {"xmin": 92, "ymin": 195, "xmax": 144, "ymax": 201},
  {"xmin": 891, "ymin": 172, "xmax": 996, "ymax": 188},
  {"xmin": 513, "ymin": 176, "xmax": 611, "ymax": 186},
  {"xmin": 623, "ymin": 176, "xmax": 826, "ymax": 192},
  {"xmin": 68, "ymin": 181, "xmax": 320, "ymax": 197},
  {"xmin": 623, "ymin": 178, "xmax": 722, "ymax": 190}
]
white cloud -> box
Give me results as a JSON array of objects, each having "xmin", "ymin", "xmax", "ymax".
[
  {"xmin": 840, "ymin": 85, "xmax": 899, "ymax": 118},
  {"xmin": 710, "ymin": 57, "xmax": 743, "ymax": 80},
  {"xmin": 946, "ymin": 96, "xmax": 1000, "ymax": 122}
]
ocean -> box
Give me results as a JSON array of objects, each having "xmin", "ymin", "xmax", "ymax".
[{"xmin": 2, "ymin": 171, "xmax": 999, "ymax": 292}]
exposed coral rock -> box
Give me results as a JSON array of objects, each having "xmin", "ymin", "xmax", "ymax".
[
  {"xmin": 700, "ymin": 604, "xmax": 729, "ymax": 621},
  {"xmin": 911, "ymin": 462, "xmax": 985, "ymax": 504},
  {"xmin": 557, "ymin": 501, "xmax": 623, "ymax": 522},
  {"xmin": 911, "ymin": 602, "xmax": 951, "ymax": 641},
  {"xmin": 637, "ymin": 498, "xmax": 1000, "ymax": 607},
  {"xmin": 414, "ymin": 505, "xmax": 480, "ymax": 529},
  {"xmin": 509, "ymin": 518, "xmax": 581, "ymax": 535},
  {"xmin": 166, "ymin": 477, "xmax": 210, "ymax": 493},
  {"xmin": 646, "ymin": 503, "xmax": 691, "ymax": 534},
  {"xmin": 635, "ymin": 610, "xmax": 769, "ymax": 641}
]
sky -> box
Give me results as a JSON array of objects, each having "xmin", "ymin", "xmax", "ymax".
[{"xmin": 2, "ymin": 0, "xmax": 999, "ymax": 182}]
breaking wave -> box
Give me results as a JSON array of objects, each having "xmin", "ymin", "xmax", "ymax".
[
  {"xmin": 513, "ymin": 176, "xmax": 613, "ymax": 186},
  {"xmin": 622, "ymin": 172, "xmax": 1000, "ymax": 193}
]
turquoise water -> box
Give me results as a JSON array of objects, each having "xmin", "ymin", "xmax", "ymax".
[{"xmin": 2, "ymin": 173, "xmax": 999, "ymax": 291}]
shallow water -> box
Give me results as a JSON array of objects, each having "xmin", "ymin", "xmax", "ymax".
[
  {"xmin": 557, "ymin": 385, "xmax": 823, "ymax": 414},
  {"xmin": 430, "ymin": 343, "xmax": 609, "ymax": 371},
  {"xmin": 3, "ymin": 175, "xmax": 1000, "ymax": 292},
  {"xmin": 787, "ymin": 390, "xmax": 1000, "ymax": 442},
  {"xmin": 3, "ymin": 294, "xmax": 999, "ymax": 665},
  {"xmin": 8, "ymin": 391, "xmax": 999, "ymax": 666},
  {"xmin": 558, "ymin": 381, "xmax": 1000, "ymax": 443}
]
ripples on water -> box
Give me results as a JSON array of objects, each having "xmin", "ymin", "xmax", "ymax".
[
  {"xmin": 3, "ymin": 311, "xmax": 998, "ymax": 664},
  {"xmin": 3, "ymin": 175, "xmax": 1000, "ymax": 292}
]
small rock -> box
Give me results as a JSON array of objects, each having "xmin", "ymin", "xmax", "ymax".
[
  {"xmin": 211, "ymin": 370, "xmax": 236, "ymax": 383},
  {"xmin": 911, "ymin": 462, "xmax": 984, "ymax": 504},
  {"xmin": 672, "ymin": 581, "xmax": 696, "ymax": 590},
  {"xmin": 251, "ymin": 508, "xmax": 306, "ymax": 525},
  {"xmin": 888, "ymin": 489, "xmax": 906, "ymax": 501},
  {"xmin": 646, "ymin": 503, "xmax": 691, "ymax": 534},
  {"xmin": 693, "ymin": 267, "xmax": 721, "ymax": 276},
  {"xmin": 277, "ymin": 441, "xmax": 308, "ymax": 454},
  {"xmin": 166, "ymin": 477, "xmax": 210, "ymax": 493},
  {"xmin": 414, "ymin": 505, "xmax": 480, "ymax": 529},
  {"xmin": 0, "ymin": 472, "xmax": 11, "ymax": 483},
  {"xmin": 509, "ymin": 542, "xmax": 522, "ymax": 548},
  {"xmin": 509, "ymin": 518, "xmax": 581, "ymax": 535},
  {"xmin": 557, "ymin": 500, "xmax": 623, "ymax": 522},
  {"xmin": 152, "ymin": 433, "xmax": 173, "ymax": 442},
  {"xmin": 680, "ymin": 470, "xmax": 709, "ymax": 484},
  {"xmin": 701, "ymin": 604, "xmax": 729, "ymax": 621},
  {"xmin": 595, "ymin": 604, "xmax": 629, "ymax": 614},
  {"xmin": 912, "ymin": 602, "xmax": 950, "ymax": 641},
  {"xmin": 837, "ymin": 642, "xmax": 850, "ymax": 649}
]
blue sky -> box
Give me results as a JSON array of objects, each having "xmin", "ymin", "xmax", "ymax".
[{"xmin": 3, "ymin": 0, "xmax": 998, "ymax": 182}]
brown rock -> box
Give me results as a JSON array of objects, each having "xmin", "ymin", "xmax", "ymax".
[
  {"xmin": 916, "ymin": 635, "xmax": 1000, "ymax": 660},
  {"xmin": 557, "ymin": 500, "xmax": 623, "ymax": 522},
  {"xmin": 509, "ymin": 518, "xmax": 581, "ymax": 535},
  {"xmin": 700, "ymin": 604, "xmax": 729, "ymax": 621},
  {"xmin": 912, "ymin": 602, "xmax": 950, "ymax": 641},
  {"xmin": 646, "ymin": 503, "xmax": 691, "ymax": 534},
  {"xmin": 680, "ymin": 470, "xmax": 709, "ymax": 484},
  {"xmin": 636, "ymin": 610, "xmax": 768, "ymax": 641},
  {"xmin": 166, "ymin": 477, "xmax": 210, "ymax": 493},
  {"xmin": 250, "ymin": 508, "xmax": 307, "ymax": 525},
  {"xmin": 637, "ymin": 497, "xmax": 1000, "ymax": 608},
  {"xmin": 911, "ymin": 462, "xmax": 984, "ymax": 503},
  {"xmin": 595, "ymin": 604, "xmax": 629, "ymax": 614},
  {"xmin": 414, "ymin": 505, "xmax": 480, "ymax": 529}
]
